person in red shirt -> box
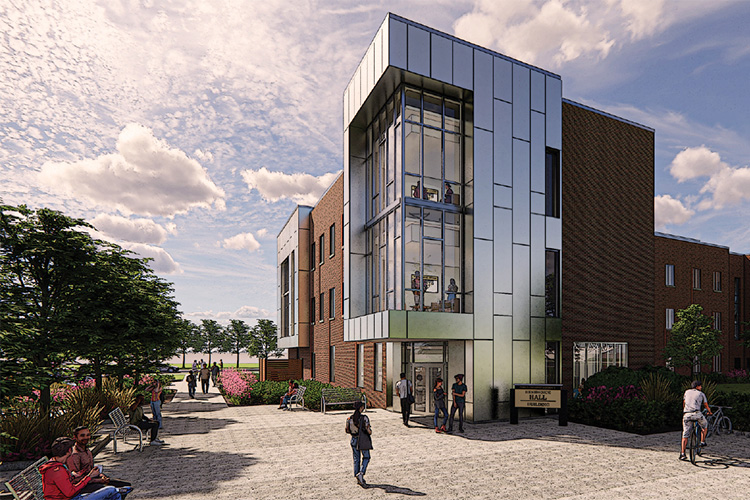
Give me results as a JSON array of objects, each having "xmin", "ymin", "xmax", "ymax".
[{"xmin": 40, "ymin": 437, "xmax": 122, "ymax": 500}]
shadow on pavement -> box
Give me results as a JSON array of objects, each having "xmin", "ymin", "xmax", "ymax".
[{"xmin": 365, "ymin": 483, "xmax": 426, "ymax": 496}]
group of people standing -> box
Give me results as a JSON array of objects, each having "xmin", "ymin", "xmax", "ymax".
[
  {"xmin": 185, "ymin": 361, "xmax": 221, "ymax": 397},
  {"xmin": 395, "ymin": 372, "xmax": 467, "ymax": 433}
]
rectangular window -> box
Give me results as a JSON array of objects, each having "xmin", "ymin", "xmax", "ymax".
[
  {"xmin": 735, "ymin": 357, "xmax": 741, "ymax": 370},
  {"xmin": 545, "ymin": 148, "xmax": 561, "ymax": 218},
  {"xmin": 374, "ymin": 343, "xmax": 383, "ymax": 391},
  {"xmin": 311, "ymin": 242, "xmax": 316, "ymax": 270},
  {"xmin": 713, "ymin": 271, "xmax": 722, "ymax": 292},
  {"xmin": 693, "ymin": 356, "xmax": 701, "ymax": 374},
  {"xmin": 357, "ymin": 344, "xmax": 365, "ymax": 388},
  {"xmin": 280, "ymin": 257, "xmax": 290, "ymax": 338},
  {"xmin": 693, "ymin": 268, "xmax": 701, "ymax": 290},
  {"xmin": 573, "ymin": 342, "xmax": 628, "ymax": 386},
  {"xmin": 666, "ymin": 308, "xmax": 675, "ymax": 330},
  {"xmin": 714, "ymin": 312, "xmax": 721, "ymax": 331},
  {"xmin": 713, "ymin": 354, "xmax": 721, "ymax": 373},
  {"xmin": 330, "ymin": 224, "xmax": 336, "ymax": 257},
  {"xmin": 665, "ymin": 264, "xmax": 675, "ymax": 286},
  {"xmin": 545, "ymin": 250, "xmax": 560, "ymax": 317},
  {"xmin": 310, "ymin": 297, "xmax": 315, "ymax": 323},
  {"xmin": 545, "ymin": 342, "xmax": 559, "ymax": 384},
  {"xmin": 329, "ymin": 346, "xmax": 335, "ymax": 383},
  {"xmin": 319, "ymin": 292, "xmax": 324, "ymax": 323},
  {"xmin": 735, "ymin": 278, "xmax": 741, "ymax": 340},
  {"xmin": 329, "ymin": 287, "xmax": 335, "ymax": 319},
  {"xmin": 311, "ymin": 353, "xmax": 316, "ymax": 379},
  {"xmin": 319, "ymin": 234, "xmax": 325, "ymax": 265}
]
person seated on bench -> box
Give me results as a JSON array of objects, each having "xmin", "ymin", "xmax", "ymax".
[
  {"xmin": 278, "ymin": 381, "xmax": 298, "ymax": 409},
  {"xmin": 128, "ymin": 394, "xmax": 163, "ymax": 446},
  {"xmin": 67, "ymin": 426, "xmax": 132, "ymax": 494},
  {"xmin": 40, "ymin": 437, "xmax": 122, "ymax": 500}
]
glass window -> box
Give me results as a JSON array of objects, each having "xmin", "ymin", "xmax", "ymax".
[
  {"xmin": 319, "ymin": 234, "xmax": 325, "ymax": 265},
  {"xmin": 330, "ymin": 224, "xmax": 336, "ymax": 257},
  {"xmin": 665, "ymin": 264, "xmax": 674, "ymax": 286},
  {"xmin": 329, "ymin": 346, "xmax": 335, "ymax": 383},
  {"xmin": 693, "ymin": 268, "xmax": 701, "ymax": 290},
  {"xmin": 329, "ymin": 288, "xmax": 335, "ymax": 319},
  {"xmin": 412, "ymin": 342, "xmax": 444, "ymax": 363},
  {"xmin": 545, "ymin": 250, "xmax": 560, "ymax": 317},
  {"xmin": 311, "ymin": 242, "xmax": 316, "ymax": 270},
  {"xmin": 310, "ymin": 297, "xmax": 315, "ymax": 323},
  {"xmin": 545, "ymin": 342, "xmax": 559, "ymax": 384},
  {"xmin": 357, "ymin": 344, "xmax": 365, "ymax": 388},
  {"xmin": 713, "ymin": 354, "xmax": 721, "ymax": 373},
  {"xmin": 713, "ymin": 271, "xmax": 721, "ymax": 292},
  {"xmin": 375, "ymin": 343, "xmax": 383, "ymax": 391},
  {"xmin": 280, "ymin": 257, "xmax": 290, "ymax": 337},
  {"xmin": 666, "ymin": 308, "xmax": 675, "ymax": 330},
  {"xmin": 319, "ymin": 292, "xmax": 324, "ymax": 323},
  {"xmin": 735, "ymin": 278, "xmax": 741, "ymax": 340},
  {"xmin": 714, "ymin": 312, "xmax": 721, "ymax": 331},
  {"xmin": 573, "ymin": 342, "xmax": 628, "ymax": 386},
  {"xmin": 545, "ymin": 148, "xmax": 561, "ymax": 218},
  {"xmin": 423, "ymin": 93, "xmax": 442, "ymax": 128},
  {"xmin": 311, "ymin": 353, "xmax": 316, "ymax": 379}
]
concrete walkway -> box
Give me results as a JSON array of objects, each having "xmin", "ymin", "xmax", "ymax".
[{"xmin": 88, "ymin": 379, "xmax": 750, "ymax": 499}]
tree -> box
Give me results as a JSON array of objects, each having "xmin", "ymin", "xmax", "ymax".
[
  {"xmin": 176, "ymin": 319, "xmax": 199, "ymax": 369},
  {"xmin": 248, "ymin": 319, "xmax": 283, "ymax": 360},
  {"xmin": 196, "ymin": 319, "xmax": 226, "ymax": 365},
  {"xmin": 223, "ymin": 319, "xmax": 251, "ymax": 368},
  {"xmin": 664, "ymin": 304, "xmax": 723, "ymax": 375}
]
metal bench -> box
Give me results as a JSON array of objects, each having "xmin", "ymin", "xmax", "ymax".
[
  {"xmin": 285, "ymin": 385, "xmax": 306, "ymax": 411},
  {"xmin": 4, "ymin": 457, "xmax": 47, "ymax": 500},
  {"xmin": 320, "ymin": 387, "xmax": 366, "ymax": 414},
  {"xmin": 108, "ymin": 407, "xmax": 143, "ymax": 452}
]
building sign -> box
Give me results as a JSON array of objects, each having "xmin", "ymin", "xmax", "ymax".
[{"xmin": 514, "ymin": 385, "xmax": 562, "ymax": 409}]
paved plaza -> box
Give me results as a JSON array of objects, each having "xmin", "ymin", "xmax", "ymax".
[{"xmin": 6, "ymin": 380, "xmax": 750, "ymax": 499}]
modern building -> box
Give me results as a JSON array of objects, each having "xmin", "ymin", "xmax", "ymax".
[{"xmin": 277, "ymin": 13, "xmax": 672, "ymax": 420}]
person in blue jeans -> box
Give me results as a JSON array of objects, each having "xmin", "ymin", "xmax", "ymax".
[
  {"xmin": 433, "ymin": 377, "xmax": 448, "ymax": 432},
  {"xmin": 447, "ymin": 373, "xmax": 467, "ymax": 433},
  {"xmin": 347, "ymin": 401, "xmax": 372, "ymax": 488},
  {"xmin": 150, "ymin": 380, "xmax": 163, "ymax": 430}
]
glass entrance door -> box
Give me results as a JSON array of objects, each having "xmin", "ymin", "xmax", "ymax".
[{"xmin": 412, "ymin": 364, "xmax": 443, "ymax": 413}]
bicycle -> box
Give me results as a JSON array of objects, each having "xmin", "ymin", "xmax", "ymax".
[
  {"xmin": 706, "ymin": 405, "xmax": 733, "ymax": 437},
  {"xmin": 687, "ymin": 415, "xmax": 704, "ymax": 465}
]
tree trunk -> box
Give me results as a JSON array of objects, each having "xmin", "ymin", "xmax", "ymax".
[
  {"xmin": 182, "ymin": 350, "xmax": 186, "ymax": 369},
  {"xmin": 236, "ymin": 351, "xmax": 240, "ymax": 369},
  {"xmin": 94, "ymin": 357, "xmax": 103, "ymax": 391}
]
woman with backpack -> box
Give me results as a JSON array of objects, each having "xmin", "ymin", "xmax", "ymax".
[{"xmin": 346, "ymin": 401, "xmax": 372, "ymax": 488}]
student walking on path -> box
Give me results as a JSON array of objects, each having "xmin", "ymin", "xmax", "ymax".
[
  {"xmin": 186, "ymin": 370, "xmax": 197, "ymax": 398},
  {"xmin": 395, "ymin": 373, "xmax": 413, "ymax": 427},
  {"xmin": 346, "ymin": 401, "xmax": 372, "ymax": 488},
  {"xmin": 447, "ymin": 374, "xmax": 467, "ymax": 433},
  {"xmin": 211, "ymin": 362, "xmax": 220, "ymax": 387},
  {"xmin": 199, "ymin": 363, "xmax": 211, "ymax": 394}
]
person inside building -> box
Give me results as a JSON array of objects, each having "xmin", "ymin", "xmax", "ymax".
[
  {"xmin": 680, "ymin": 380, "xmax": 712, "ymax": 460},
  {"xmin": 411, "ymin": 271, "xmax": 421, "ymax": 310},
  {"xmin": 40, "ymin": 437, "xmax": 122, "ymax": 500},
  {"xmin": 66, "ymin": 426, "xmax": 132, "ymax": 494},
  {"xmin": 446, "ymin": 278, "xmax": 458, "ymax": 311}
]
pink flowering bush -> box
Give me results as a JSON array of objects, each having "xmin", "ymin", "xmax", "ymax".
[
  {"xmin": 727, "ymin": 369, "xmax": 748, "ymax": 382},
  {"xmin": 217, "ymin": 368, "xmax": 257, "ymax": 405},
  {"xmin": 584, "ymin": 384, "xmax": 642, "ymax": 403}
]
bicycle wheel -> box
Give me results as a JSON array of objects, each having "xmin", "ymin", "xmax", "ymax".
[
  {"xmin": 689, "ymin": 423, "xmax": 697, "ymax": 464},
  {"xmin": 705, "ymin": 415, "xmax": 715, "ymax": 438},
  {"xmin": 718, "ymin": 416, "xmax": 732, "ymax": 435}
]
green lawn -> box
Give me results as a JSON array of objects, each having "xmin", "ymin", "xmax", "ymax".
[
  {"xmin": 716, "ymin": 383, "xmax": 750, "ymax": 394},
  {"xmin": 170, "ymin": 362, "xmax": 259, "ymax": 369}
]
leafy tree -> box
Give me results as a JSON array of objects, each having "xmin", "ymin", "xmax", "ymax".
[
  {"xmin": 664, "ymin": 304, "xmax": 723, "ymax": 375},
  {"xmin": 223, "ymin": 319, "xmax": 251, "ymax": 368},
  {"xmin": 176, "ymin": 319, "xmax": 199, "ymax": 369},
  {"xmin": 196, "ymin": 319, "xmax": 226, "ymax": 365},
  {"xmin": 248, "ymin": 319, "xmax": 283, "ymax": 360}
]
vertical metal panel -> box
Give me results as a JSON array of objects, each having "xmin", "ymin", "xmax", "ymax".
[
  {"xmin": 512, "ymin": 139, "xmax": 530, "ymax": 245},
  {"xmin": 493, "ymin": 292, "xmax": 512, "ymax": 316},
  {"xmin": 343, "ymin": 87, "xmax": 349, "ymax": 127},
  {"xmin": 493, "ymin": 208, "xmax": 512, "ymax": 293},
  {"xmin": 389, "ymin": 18, "xmax": 407, "ymax": 70},
  {"xmin": 474, "ymin": 238, "xmax": 493, "ymax": 339},
  {"xmin": 494, "ymin": 184, "xmax": 512, "ymax": 209},
  {"xmin": 343, "ymin": 128, "xmax": 350, "ymax": 211},
  {"xmin": 530, "ymin": 70, "xmax": 545, "ymax": 113},
  {"xmin": 530, "ymin": 214, "xmax": 545, "ymax": 297},
  {"xmin": 473, "ymin": 50, "xmax": 493, "ymax": 131},
  {"xmin": 531, "ymin": 192, "xmax": 545, "ymax": 214},
  {"xmin": 530, "ymin": 317, "xmax": 546, "ymax": 383},
  {"xmin": 344, "ymin": 318, "xmax": 350, "ymax": 342},
  {"xmin": 430, "ymin": 33, "xmax": 452, "ymax": 84},
  {"xmin": 354, "ymin": 67, "xmax": 362, "ymax": 113},
  {"xmin": 387, "ymin": 341, "xmax": 397, "ymax": 410},
  {"xmin": 374, "ymin": 312, "xmax": 382, "ymax": 341},
  {"xmin": 493, "ymin": 100, "xmax": 512, "ymax": 186},
  {"xmin": 474, "ymin": 128, "xmax": 493, "ymax": 240},
  {"xmin": 530, "ymin": 111, "xmax": 545, "ymax": 193},
  {"xmin": 381, "ymin": 311, "xmax": 389, "ymax": 339},
  {"xmin": 494, "ymin": 57, "xmax": 512, "ymax": 102},
  {"xmin": 493, "ymin": 316, "xmax": 513, "ymax": 401},
  {"xmin": 512, "ymin": 340, "xmax": 530, "ymax": 384},
  {"xmin": 453, "ymin": 42, "xmax": 473, "ymax": 90},
  {"xmin": 464, "ymin": 341, "xmax": 473, "ymax": 407},
  {"xmin": 349, "ymin": 80, "xmax": 355, "ymax": 124},
  {"xmin": 367, "ymin": 313, "xmax": 375, "ymax": 341},
  {"xmin": 351, "ymin": 254, "xmax": 367, "ymax": 318},
  {"xmin": 381, "ymin": 16, "xmax": 390, "ymax": 69},
  {"xmin": 407, "ymin": 25, "xmax": 430, "ymax": 77},
  {"xmin": 473, "ymin": 340, "xmax": 493, "ymax": 421},
  {"xmin": 512, "ymin": 65, "xmax": 530, "ymax": 141},
  {"xmin": 512, "ymin": 244, "xmax": 530, "ymax": 340},
  {"xmin": 545, "ymin": 76, "xmax": 562, "ymax": 149},
  {"xmin": 545, "ymin": 216, "xmax": 562, "ymax": 250},
  {"xmin": 531, "ymin": 296, "xmax": 545, "ymax": 317},
  {"xmin": 365, "ymin": 43, "xmax": 374, "ymax": 98},
  {"xmin": 353, "ymin": 316, "xmax": 360, "ymax": 340},
  {"xmin": 374, "ymin": 29, "xmax": 383, "ymax": 83}
]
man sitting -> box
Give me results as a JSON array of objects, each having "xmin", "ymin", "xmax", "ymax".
[
  {"xmin": 67, "ymin": 426, "xmax": 132, "ymax": 493},
  {"xmin": 128, "ymin": 394, "xmax": 164, "ymax": 446},
  {"xmin": 40, "ymin": 437, "xmax": 122, "ymax": 500},
  {"xmin": 278, "ymin": 381, "xmax": 298, "ymax": 409}
]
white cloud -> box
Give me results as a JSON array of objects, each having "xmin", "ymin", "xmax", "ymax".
[
  {"xmin": 255, "ymin": 228, "xmax": 272, "ymax": 239},
  {"xmin": 654, "ymin": 194, "xmax": 694, "ymax": 229},
  {"xmin": 184, "ymin": 305, "xmax": 272, "ymax": 321},
  {"xmin": 91, "ymin": 214, "xmax": 174, "ymax": 245},
  {"xmin": 120, "ymin": 242, "xmax": 182, "ymax": 275},
  {"xmin": 222, "ymin": 232, "xmax": 261, "ymax": 253},
  {"xmin": 38, "ymin": 123, "xmax": 225, "ymax": 217},
  {"xmin": 241, "ymin": 167, "xmax": 341, "ymax": 205},
  {"xmin": 668, "ymin": 146, "xmax": 728, "ymax": 183}
]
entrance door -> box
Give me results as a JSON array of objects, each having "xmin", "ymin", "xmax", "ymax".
[{"xmin": 412, "ymin": 364, "xmax": 443, "ymax": 414}]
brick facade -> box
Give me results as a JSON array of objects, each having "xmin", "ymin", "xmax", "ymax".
[{"xmin": 561, "ymin": 101, "xmax": 655, "ymax": 389}]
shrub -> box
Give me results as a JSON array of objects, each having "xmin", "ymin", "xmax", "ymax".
[
  {"xmin": 713, "ymin": 390, "xmax": 750, "ymax": 432},
  {"xmin": 217, "ymin": 369, "xmax": 257, "ymax": 405},
  {"xmin": 640, "ymin": 372, "xmax": 680, "ymax": 404},
  {"xmin": 726, "ymin": 369, "xmax": 749, "ymax": 383},
  {"xmin": 583, "ymin": 366, "xmax": 640, "ymax": 393}
]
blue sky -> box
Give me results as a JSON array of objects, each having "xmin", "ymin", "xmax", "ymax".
[{"xmin": 2, "ymin": 1, "xmax": 749, "ymax": 325}]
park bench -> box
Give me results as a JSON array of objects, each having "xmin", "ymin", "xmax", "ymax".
[
  {"xmin": 285, "ymin": 385, "xmax": 307, "ymax": 411},
  {"xmin": 108, "ymin": 407, "xmax": 143, "ymax": 452},
  {"xmin": 320, "ymin": 387, "xmax": 366, "ymax": 414},
  {"xmin": 4, "ymin": 457, "xmax": 47, "ymax": 500}
]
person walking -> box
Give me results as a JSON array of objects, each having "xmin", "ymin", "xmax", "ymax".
[
  {"xmin": 447, "ymin": 374, "xmax": 467, "ymax": 433},
  {"xmin": 395, "ymin": 372, "xmax": 413, "ymax": 427},
  {"xmin": 211, "ymin": 362, "xmax": 220, "ymax": 387},
  {"xmin": 220, "ymin": 359, "xmax": 224, "ymax": 371},
  {"xmin": 192, "ymin": 360, "xmax": 198, "ymax": 372},
  {"xmin": 150, "ymin": 380, "xmax": 163, "ymax": 430},
  {"xmin": 433, "ymin": 377, "xmax": 448, "ymax": 433},
  {"xmin": 346, "ymin": 401, "xmax": 372, "ymax": 488},
  {"xmin": 186, "ymin": 370, "xmax": 197, "ymax": 398},
  {"xmin": 199, "ymin": 363, "xmax": 211, "ymax": 394}
]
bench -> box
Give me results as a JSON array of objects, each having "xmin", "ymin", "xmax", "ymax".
[
  {"xmin": 320, "ymin": 387, "xmax": 366, "ymax": 414},
  {"xmin": 285, "ymin": 385, "xmax": 307, "ymax": 411},
  {"xmin": 108, "ymin": 407, "xmax": 143, "ymax": 452},
  {"xmin": 4, "ymin": 457, "xmax": 47, "ymax": 500}
]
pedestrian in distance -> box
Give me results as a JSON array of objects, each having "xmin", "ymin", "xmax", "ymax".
[
  {"xmin": 186, "ymin": 370, "xmax": 197, "ymax": 398},
  {"xmin": 199, "ymin": 363, "xmax": 211, "ymax": 394},
  {"xmin": 395, "ymin": 372, "xmax": 413, "ymax": 427},
  {"xmin": 211, "ymin": 362, "xmax": 220, "ymax": 387},
  {"xmin": 433, "ymin": 377, "xmax": 448, "ymax": 433},
  {"xmin": 192, "ymin": 360, "xmax": 198, "ymax": 372},
  {"xmin": 150, "ymin": 380, "xmax": 163, "ymax": 430},
  {"xmin": 220, "ymin": 359, "xmax": 224, "ymax": 371},
  {"xmin": 447, "ymin": 374, "xmax": 467, "ymax": 433},
  {"xmin": 345, "ymin": 400, "xmax": 372, "ymax": 488}
]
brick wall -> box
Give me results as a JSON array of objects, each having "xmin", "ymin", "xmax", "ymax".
[{"xmin": 561, "ymin": 102, "xmax": 655, "ymax": 390}]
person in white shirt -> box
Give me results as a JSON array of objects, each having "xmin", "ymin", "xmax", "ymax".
[
  {"xmin": 680, "ymin": 380, "xmax": 712, "ymax": 460},
  {"xmin": 395, "ymin": 373, "xmax": 413, "ymax": 427}
]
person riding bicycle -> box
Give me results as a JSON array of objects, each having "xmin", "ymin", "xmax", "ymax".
[{"xmin": 680, "ymin": 380, "xmax": 712, "ymax": 461}]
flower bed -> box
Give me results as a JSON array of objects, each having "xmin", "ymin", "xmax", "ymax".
[{"xmin": 216, "ymin": 370, "xmax": 342, "ymax": 411}]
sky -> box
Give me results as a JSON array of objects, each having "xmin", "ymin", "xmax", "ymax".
[{"xmin": 2, "ymin": 0, "xmax": 750, "ymax": 326}]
